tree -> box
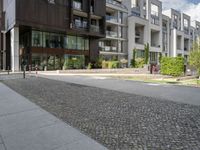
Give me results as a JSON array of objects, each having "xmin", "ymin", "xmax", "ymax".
[
  {"xmin": 144, "ymin": 43, "xmax": 149, "ymax": 64},
  {"xmin": 131, "ymin": 48, "xmax": 136, "ymax": 67},
  {"xmin": 189, "ymin": 42, "xmax": 200, "ymax": 76}
]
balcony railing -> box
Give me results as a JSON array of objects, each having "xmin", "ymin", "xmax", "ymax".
[
  {"xmin": 106, "ymin": 15, "xmax": 118, "ymax": 23},
  {"xmin": 106, "ymin": 31, "xmax": 118, "ymax": 38},
  {"xmin": 106, "ymin": 0, "xmax": 127, "ymax": 10},
  {"xmin": 100, "ymin": 46, "xmax": 117, "ymax": 52},
  {"xmin": 90, "ymin": 25, "xmax": 100, "ymax": 33},
  {"xmin": 162, "ymin": 26, "xmax": 167, "ymax": 32},
  {"xmin": 73, "ymin": 20, "xmax": 88, "ymax": 30},
  {"xmin": 73, "ymin": 1, "xmax": 82, "ymax": 10},
  {"xmin": 184, "ymin": 27, "xmax": 189, "ymax": 35}
]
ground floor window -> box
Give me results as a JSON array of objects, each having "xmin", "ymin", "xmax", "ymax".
[
  {"xmin": 63, "ymin": 55, "xmax": 85, "ymax": 69},
  {"xmin": 150, "ymin": 52, "xmax": 158, "ymax": 64},
  {"xmin": 31, "ymin": 30, "xmax": 89, "ymax": 51},
  {"xmin": 136, "ymin": 50, "xmax": 145, "ymax": 58},
  {"xmin": 31, "ymin": 53, "xmax": 85, "ymax": 70}
]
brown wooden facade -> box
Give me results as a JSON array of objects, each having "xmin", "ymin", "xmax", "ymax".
[{"xmin": 0, "ymin": 0, "xmax": 106, "ymax": 70}]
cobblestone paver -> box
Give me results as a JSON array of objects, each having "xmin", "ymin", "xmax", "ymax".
[
  {"xmin": 3, "ymin": 77, "xmax": 200, "ymax": 150},
  {"xmin": 0, "ymin": 73, "xmax": 26, "ymax": 81}
]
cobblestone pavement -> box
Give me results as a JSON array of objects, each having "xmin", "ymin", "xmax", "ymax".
[
  {"xmin": 3, "ymin": 77, "xmax": 200, "ymax": 150},
  {"xmin": 0, "ymin": 73, "xmax": 26, "ymax": 81}
]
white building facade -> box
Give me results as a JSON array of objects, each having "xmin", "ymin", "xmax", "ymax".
[
  {"xmin": 122, "ymin": 0, "xmax": 200, "ymax": 66},
  {"xmin": 99, "ymin": 0, "xmax": 128, "ymax": 61}
]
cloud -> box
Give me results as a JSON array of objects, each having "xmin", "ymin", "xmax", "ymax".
[{"xmin": 160, "ymin": 0, "xmax": 200, "ymax": 22}]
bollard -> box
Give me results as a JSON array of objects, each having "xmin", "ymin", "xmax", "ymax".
[
  {"xmin": 7, "ymin": 66, "xmax": 10, "ymax": 75},
  {"xmin": 23, "ymin": 65, "xmax": 26, "ymax": 79},
  {"xmin": 29, "ymin": 65, "xmax": 31, "ymax": 74},
  {"xmin": 35, "ymin": 65, "xmax": 38, "ymax": 77}
]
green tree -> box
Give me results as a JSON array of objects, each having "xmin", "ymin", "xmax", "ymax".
[
  {"xmin": 144, "ymin": 43, "xmax": 149, "ymax": 64},
  {"xmin": 159, "ymin": 53, "xmax": 162, "ymax": 63},
  {"xmin": 189, "ymin": 42, "xmax": 200, "ymax": 75},
  {"xmin": 131, "ymin": 48, "xmax": 136, "ymax": 67}
]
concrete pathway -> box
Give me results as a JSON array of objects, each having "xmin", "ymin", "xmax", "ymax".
[{"xmin": 0, "ymin": 83, "xmax": 107, "ymax": 150}]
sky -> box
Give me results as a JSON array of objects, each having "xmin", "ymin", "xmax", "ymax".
[{"xmin": 160, "ymin": 0, "xmax": 200, "ymax": 22}]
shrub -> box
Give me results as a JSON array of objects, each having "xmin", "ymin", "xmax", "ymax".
[
  {"xmin": 102, "ymin": 60, "xmax": 108, "ymax": 69},
  {"xmin": 160, "ymin": 57, "xmax": 184, "ymax": 77},
  {"xmin": 135, "ymin": 58, "xmax": 145, "ymax": 68},
  {"xmin": 87, "ymin": 63, "xmax": 92, "ymax": 70},
  {"xmin": 102, "ymin": 61, "xmax": 119, "ymax": 69},
  {"xmin": 189, "ymin": 43, "xmax": 200, "ymax": 76},
  {"xmin": 108, "ymin": 61, "xmax": 119, "ymax": 69},
  {"xmin": 131, "ymin": 49, "xmax": 136, "ymax": 67}
]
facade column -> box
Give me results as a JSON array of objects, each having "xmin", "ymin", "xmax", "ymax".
[
  {"xmin": 10, "ymin": 27, "xmax": 19, "ymax": 72},
  {"xmin": 172, "ymin": 29, "xmax": 177, "ymax": 57},
  {"xmin": 2, "ymin": 32, "xmax": 6, "ymax": 70}
]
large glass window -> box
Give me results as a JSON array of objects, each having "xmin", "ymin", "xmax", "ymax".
[
  {"xmin": 32, "ymin": 30, "xmax": 89, "ymax": 51},
  {"xmin": 77, "ymin": 36, "xmax": 85, "ymax": 50},
  {"xmin": 85, "ymin": 39, "xmax": 89, "ymax": 50},
  {"xmin": 63, "ymin": 54, "xmax": 85, "ymax": 69},
  {"xmin": 67, "ymin": 36, "xmax": 77, "ymax": 49},
  {"xmin": 63, "ymin": 36, "xmax": 68, "ymax": 49},
  {"xmin": 32, "ymin": 31, "xmax": 43, "ymax": 47},
  {"xmin": 49, "ymin": 33, "xmax": 63, "ymax": 48},
  {"xmin": 43, "ymin": 32, "xmax": 50, "ymax": 48}
]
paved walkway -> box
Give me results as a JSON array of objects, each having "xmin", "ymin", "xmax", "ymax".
[{"xmin": 0, "ymin": 83, "xmax": 107, "ymax": 150}]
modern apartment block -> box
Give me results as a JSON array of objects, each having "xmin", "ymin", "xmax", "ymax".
[
  {"xmin": 99, "ymin": 0, "xmax": 128, "ymax": 61},
  {"xmin": 124, "ymin": 0, "xmax": 163, "ymax": 65},
  {"xmin": 1, "ymin": 0, "xmax": 200, "ymax": 71},
  {"xmin": 0, "ymin": 0, "xmax": 106, "ymax": 71},
  {"xmin": 123, "ymin": 0, "xmax": 200, "ymax": 66}
]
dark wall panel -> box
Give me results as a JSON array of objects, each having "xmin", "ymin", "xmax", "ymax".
[{"xmin": 16, "ymin": 0, "xmax": 69, "ymax": 32}]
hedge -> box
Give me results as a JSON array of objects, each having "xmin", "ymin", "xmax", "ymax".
[
  {"xmin": 160, "ymin": 57, "xmax": 184, "ymax": 77},
  {"xmin": 135, "ymin": 58, "xmax": 145, "ymax": 68}
]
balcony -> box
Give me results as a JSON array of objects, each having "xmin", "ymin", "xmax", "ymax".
[
  {"xmin": 184, "ymin": 27, "xmax": 189, "ymax": 35},
  {"xmin": 100, "ymin": 46, "xmax": 117, "ymax": 52},
  {"xmin": 106, "ymin": 31, "xmax": 118, "ymax": 38},
  {"xmin": 106, "ymin": 15, "xmax": 118, "ymax": 23},
  {"xmin": 90, "ymin": 25, "xmax": 100, "ymax": 33},
  {"xmin": 73, "ymin": 1, "xmax": 82, "ymax": 10},
  {"xmin": 151, "ymin": 11, "xmax": 159, "ymax": 25},
  {"xmin": 106, "ymin": 0, "xmax": 127, "ymax": 10},
  {"xmin": 73, "ymin": 20, "xmax": 88, "ymax": 30},
  {"xmin": 162, "ymin": 26, "xmax": 167, "ymax": 32}
]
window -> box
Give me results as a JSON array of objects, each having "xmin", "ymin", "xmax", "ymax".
[
  {"xmin": 150, "ymin": 52, "xmax": 157, "ymax": 62},
  {"xmin": 73, "ymin": 0, "xmax": 82, "ymax": 10},
  {"xmin": 77, "ymin": 37, "xmax": 85, "ymax": 50},
  {"xmin": 151, "ymin": 4, "xmax": 158, "ymax": 17},
  {"xmin": 85, "ymin": 39, "xmax": 89, "ymax": 50},
  {"xmin": 184, "ymin": 19, "xmax": 189, "ymax": 27},
  {"xmin": 32, "ymin": 31, "xmax": 43, "ymax": 47},
  {"xmin": 48, "ymin": 0, "xmax": 55, "ymax": 4},
  {"xmin": 91, "ymin": 0, "xmax": 94, "ymax": 13},
  {"xmin": 43, "ymin": 32, "xmax": 50, "ymax": 48},
  {"xmin": 67, "ymin": 36, "xmax": 77, "ymax": 49},
  {"xmin": 132, "ymin": 0, "xmax": 139, "ymax": 7},
  {"xmin": 136, "ymin": 50, "xmax": 145, "ymax": 58}
]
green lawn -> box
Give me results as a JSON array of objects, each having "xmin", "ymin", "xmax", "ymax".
[{"xmin": 116, "ymin": 76, "xmax": 200, "ymax": 87}]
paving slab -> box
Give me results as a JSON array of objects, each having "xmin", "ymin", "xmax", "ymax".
[
  {"xmin": 0, "ymin": 144, "xmax": 5, "ymax": 150},
  {"xmin": 0, "ymin": 83, "xmax": 107, "ymax": 150}
]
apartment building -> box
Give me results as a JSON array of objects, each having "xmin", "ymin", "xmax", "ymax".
[
  {"xmin": 124, "ymin": 0, "xmax": 163, "ymax": 66},
  {"xmin": 0, "ymin": 0, "xmax": 106, "ymax": 71},
  {"xmin": 192, "ymin": 20, "xmax": 200, "ymax": 45},
  {"xmin": 99, "ymin": 0, "xmax": 128, "ymax": 61},
  {"xmin": 124, "ymin": 0, "xmax": 200, "ymax": 66}
]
